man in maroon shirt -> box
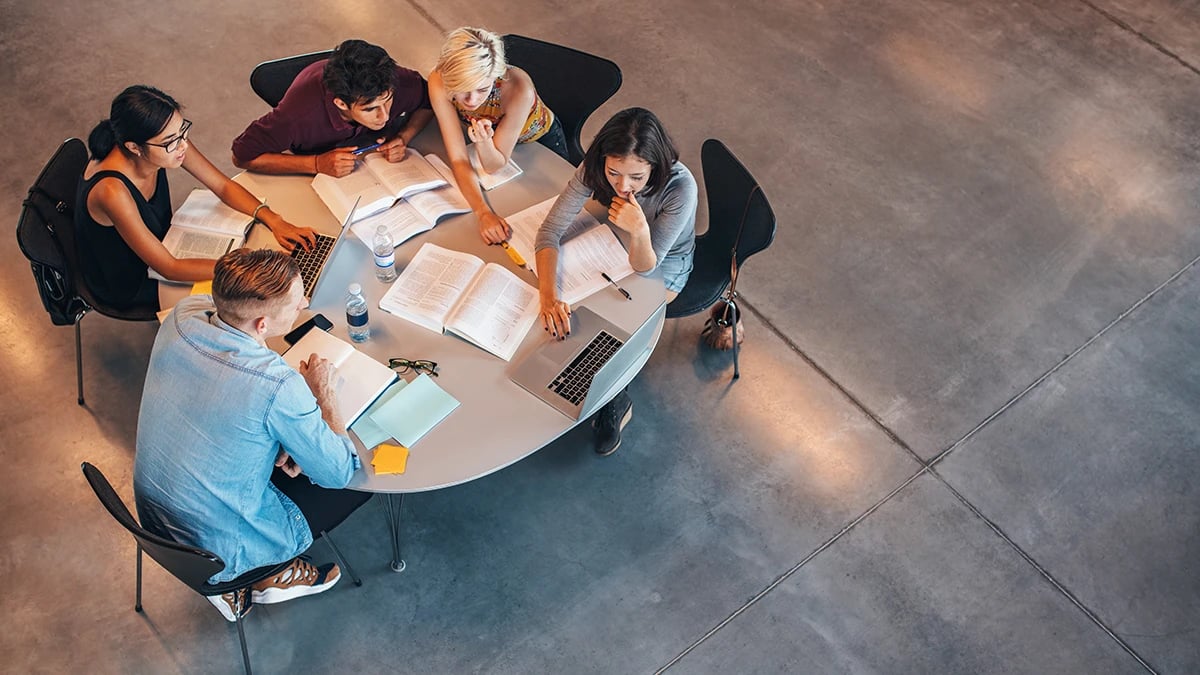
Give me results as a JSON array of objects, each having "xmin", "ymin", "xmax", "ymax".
[{"xmin": 232, "ymin": 39, "xmax": 433, "ymax": 177}]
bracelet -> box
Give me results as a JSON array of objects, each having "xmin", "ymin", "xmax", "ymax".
[{"xmin": 251, "ymin": 202, "xmax": 269, "ymax": 224}]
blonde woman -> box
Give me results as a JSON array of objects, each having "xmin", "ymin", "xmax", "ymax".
[{"xmin": 428, "ymin": 26, "xmax": 569, "ymax": 243}]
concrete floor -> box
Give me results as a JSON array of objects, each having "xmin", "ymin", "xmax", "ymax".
[{"xmin": 2, "ymin": 0, "xmax": 1197, "ymax": 672}]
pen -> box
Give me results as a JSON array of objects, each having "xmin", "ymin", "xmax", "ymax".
[
  {"xmin": 601, "ymin": 272, "xmax": 632, "ymax": 300},
  {"xmin": 352, "ymin": 142, "xmax": 383, "ymax": 156}
]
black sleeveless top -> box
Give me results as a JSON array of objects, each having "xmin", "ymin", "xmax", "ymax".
[{"xmin": 74, "ymin": 169, "xmax": 171, "ymax": 310}]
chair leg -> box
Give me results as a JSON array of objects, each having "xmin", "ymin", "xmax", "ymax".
[
  {"xmin": 321, "ymin": 530, "xmax": 362, "ymax": 587},
  {"xmin": 75, "ymin": 321, "xmax": 84, "ymax": 405},
  {"xmin": 730, "ymin": 300, "xmax": 741, "ymax": 381},
  {"xmin": 135, "ymin": 543, "xmax": 143, "ymax": 612},
  {"xmin": 234, "ymin": 610, "xmax": 253, "ymax": 675}
]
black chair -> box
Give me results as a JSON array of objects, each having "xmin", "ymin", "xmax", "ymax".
[
  {"xmin": 81, "ymin": 462, "xmax": 362, "ymax": 674},
  {"xmin": 666, "ymin": 139, "xmax": 777, "ymax": 380},
  {"xmin": 249, "ymin": 50, "xmax": 333, "ymax": 108},
  {"xmin": 503, "ymin": 35, "xmax": 622, "ymax": 166},
  {"xmin": 16, "ymin": 139, "xmax": 157, "ymax": 406}
]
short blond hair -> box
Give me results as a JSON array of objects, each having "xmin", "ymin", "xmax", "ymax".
[{"xmin": 436, "ymin": 27, "xmax": 507, "ymax": 92}]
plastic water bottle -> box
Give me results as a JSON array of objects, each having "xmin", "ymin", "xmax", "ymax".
[
  {"xmin": 373, "ymin": 225, "xmax": 397, "ymax": 282},
  {"xmin": 346, "ymin": 283, "xmax": 370, "ymax": 343}
]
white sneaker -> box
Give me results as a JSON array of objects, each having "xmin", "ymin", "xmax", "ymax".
[{"xmin": 250, "ymin": 558, "xmax": 340, "ymax": 605}]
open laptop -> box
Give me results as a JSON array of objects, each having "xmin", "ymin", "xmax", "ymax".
[
  {"xmin": 291, "ymin": 196, "xmax": 361, "ymax": 299},
  {"xmin": 509, "ymin": 303, "xmax": 663, "ymax": 420}
]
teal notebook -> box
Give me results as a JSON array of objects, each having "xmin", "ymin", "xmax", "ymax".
[{"xmin": 353, "ymin": 374, "xmax": 460, "ymax": 448}]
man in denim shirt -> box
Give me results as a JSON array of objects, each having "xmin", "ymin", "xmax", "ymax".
[{"xmin": 135, "ymin": 249, "xmax": 363, "ymax": 621}]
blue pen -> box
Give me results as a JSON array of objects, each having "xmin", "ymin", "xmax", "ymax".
[{"xmin": 352, "ymin": 142, "xmax": 383, "ymax": 156}]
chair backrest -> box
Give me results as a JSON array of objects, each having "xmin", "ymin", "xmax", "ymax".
[
  {"xmin": 665, "ymin": 139, "xmax": 777, "ymax": 318},
  {"xmin": 503, "ymin": 35, "xmax": 622, "ymax": 166},
  {"xmin": 250, "ymin": 50, "xmax": 334, "ymax": 108},
  {"xmin": 16, "ymin": 138, "xmax": 91, "ymax": 326},
  {"xmin": 701, "ymin": 139, "xmax": 776, "ymax": 268},
  {"xmin": 80, "ymin": 462, "xmax": 226, "ymax": 594}
]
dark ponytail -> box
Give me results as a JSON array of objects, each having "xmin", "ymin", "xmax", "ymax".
[{"xmin": 86, "ymin": 85, "xmax": 181, "ymax": 159}]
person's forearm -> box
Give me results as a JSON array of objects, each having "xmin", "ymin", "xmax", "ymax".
[
  {"xmin": 535, "ymin": 248, "xmax": 560, "ymax": 301},
  {"xmin": 236, "ymin": 152, "xmax": 319, "ymax": 176},
  {"xmin": 154, "ymin": 256, "xmax": 217, "ymax": 283},
  {"xmin": 476, "ymin": 139, "xmax": 507, "ymax": 174},
  {"xmin": 626, "ymin": 227, "xmax": 657, "ymax": 273},
  {"xmin": 452, "ymin": 159, "xmax": 492, "ymax": 216},
  {"xmin": 315, "ymin": 392, "xmax": 347, "ymax": 436}
]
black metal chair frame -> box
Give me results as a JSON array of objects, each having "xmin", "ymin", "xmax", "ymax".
[
  {"xmin": 81, "ymin": 462, "xmax": 361, "ymax": 674},
  {"xmin": 666, "ymin": 139, "xmax": 777, "ymax": 380},
  {"xmin": 503, "ymin": 34, "xmax": 622, "ymax": 166},
  {"xmin": 249, "ymin": 50, "xmax": 334, "ymax": 108}
]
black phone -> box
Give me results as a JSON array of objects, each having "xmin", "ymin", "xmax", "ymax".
[{"xmin": 283, "ymin": 313, "xmax": 333, "ymax": 346}]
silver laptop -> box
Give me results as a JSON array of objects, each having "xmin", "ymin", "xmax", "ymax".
[
  {"xmin": 291, "ymin": 196, "xmax": 361, "ymax": 299},
  {"xmin": 509, "ymin": 304, "xmax": 662, "ymax": 419}
]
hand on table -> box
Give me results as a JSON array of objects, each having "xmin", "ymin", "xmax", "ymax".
[
  {"xmin": 315, "ymin": 147, "xmax": 358, "ymax": 177},
  {"xmin": 378, "ymin": 135, "xmax": 409, "ymax": 162},
  {"xmin": 539, "ymin": 294, "xmax": 572, "ymax": 341},
  {"xmin": 477, "ymin": 211, "xmax": 512, "ymax": 244},
  {"xmin": 299, "ymin": 353, "xmax": 338, "ymax": 400},
  {"xmin": 267, "ymin": 218, "xmax": 317, "ymax": 252}
]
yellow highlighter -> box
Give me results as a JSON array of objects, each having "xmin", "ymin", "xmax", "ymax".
[{"xmin": 499, "ymin": 241, "xmax": 527, "ymax": 268}]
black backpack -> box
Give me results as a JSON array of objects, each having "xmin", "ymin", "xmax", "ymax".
[{"xmin": 16, "ymin": 139, "xmax": 91, "ymax": 326}]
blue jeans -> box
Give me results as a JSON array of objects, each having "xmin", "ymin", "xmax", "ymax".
[{"xmin": 659, "ymin": 249, "xmax": 695, "ymax": 293}]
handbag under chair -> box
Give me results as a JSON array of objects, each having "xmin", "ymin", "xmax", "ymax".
[{"xmin": 666, "ymin": 139, "xmax": 777, "ymax": 380}]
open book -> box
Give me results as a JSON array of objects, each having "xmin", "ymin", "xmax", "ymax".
[
  {"xmin": 378, "ymin": 242, "xmax": 539, "ymax": 361},
  {"xmin": 350, "ymin": 155, "xmax": 470, "ymax": 248},
  {"xmin": 505, "ymin": 197, "xmax": 637, "ymax": 305},
  {"xmin": 312, "ymin": 148, "xmax": 449, "ymax": 224},
  {"xmin": 151, "ymin": 189, "xmax": 250, "ymax": 281},
  {"xmin": 281, "ymin": 326, "xmax": 397, "ymax": 424},
  {"xmin": 468, "ymin": 144, "xmax": 522, "ymax": 191}
]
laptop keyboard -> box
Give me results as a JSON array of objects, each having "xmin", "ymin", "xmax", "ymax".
[
  {"xmin": 291, "ymin": 233, "xmax": 336, "ymax": 297},
  {"xmin": 549, "ymin": 331, "xmax": 624, "ymax": 405}
]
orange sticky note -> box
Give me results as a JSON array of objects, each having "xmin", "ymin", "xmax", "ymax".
[
  {"xmin": 371, "ymin": 443, "xmax": 409, "ymax": 475},
  {"xmin": 190, "ymin": 280, "xmax": 213, "ymax": 296}
]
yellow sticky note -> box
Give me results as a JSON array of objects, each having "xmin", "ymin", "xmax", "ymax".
[
  {"xmin": 190, "ymin": 280, "xmax": 213, "ymax": 296},
  {"xmin": 371, "ymin": 443, "xmax": 409, "ymax": 475}
]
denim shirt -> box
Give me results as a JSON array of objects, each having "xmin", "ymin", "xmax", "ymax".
[{"xmin": 134, "ymin": 296, "xmax": 358, "ymax": 583}]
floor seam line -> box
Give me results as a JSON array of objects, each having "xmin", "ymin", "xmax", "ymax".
[
  {"xmin": 929, "ymin": 252, "xmax": 1200, "ymax": 468},
  {"xmin": 739, "ymin": 295, "xmax": 924, "ymax": 466},
  {"xmin": 654, "ymin": 465, "xmax": 930, "ymax": 673},
  {"xmin": 402, "ymin": 0, "xmax": 445, "ymax": 33},
  {"xmin": 1077, "ymin": 0, "xmax": 1200, "ymax": 77},
  {"xmin": 928, "ymin": 469, "xmax": 1159, "ymax": 674}
]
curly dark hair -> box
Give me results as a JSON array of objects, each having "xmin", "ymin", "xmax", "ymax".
[{"xmin": 322, "ymin": 39, "xmax": 397, "ymax": 104}]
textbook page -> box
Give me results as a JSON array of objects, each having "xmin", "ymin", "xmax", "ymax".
[
  {"xmin": 445, "ymin": 263, "xmax": 539, "ymax": 361},
  {"xmin": 172, "ymin": 190, "xmax": 252, "ymax": 236},
  {"xmin": 350, "ymin": 201, "xmax": 433, "ymax": 248},
  {"xmin": 364, "ymin": 149, "xmax": 447, "ymax": 200},
  {"xmin": 311, "ymin": 169, "xmax": 393, "ymax": 224},
  {"xmin": 468, "ymin": 144, "xmax": 522, "ymax": 191},
  {"xmin": 505, "ymin": 197, "xmax": 635, "ymax": 305},
  {"xmin": 378, "ymin": 243, "xmax": 483, "ymax": 333},
  {"xmin": 281, "ymin": 326, "xmax": 396, "ymax": 424}
]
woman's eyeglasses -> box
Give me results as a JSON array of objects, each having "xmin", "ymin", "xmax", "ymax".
[
  {"xmin": 388, "ymin": 357, "xmax": 439, "ymax": 377},
  {"xmin": 144, "ymin": 119, "xmax": 193, "ymax": 153}
]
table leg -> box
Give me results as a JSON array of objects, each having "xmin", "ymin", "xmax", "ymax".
[{"xmin": 385, "ymin": 493, "xmax": 406, "ymax": 573}]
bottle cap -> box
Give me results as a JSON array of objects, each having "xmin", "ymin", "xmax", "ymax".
[
  {"xmin": 377, "ymin": 224, "xmax": 388, "ymax": 234},
  {"xmin": 348, "ymin": 283, "xmax": 362, "ymax": 295}
]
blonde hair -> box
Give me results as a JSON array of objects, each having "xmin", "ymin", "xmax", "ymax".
[{"xmin": 436, "ymin": 27, "xmax": 507, "ymax": 92}]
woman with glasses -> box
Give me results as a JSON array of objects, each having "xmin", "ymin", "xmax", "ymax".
[{"xmin": 77, "ymin": 85, "xmax": 317, "ymax": 311}]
